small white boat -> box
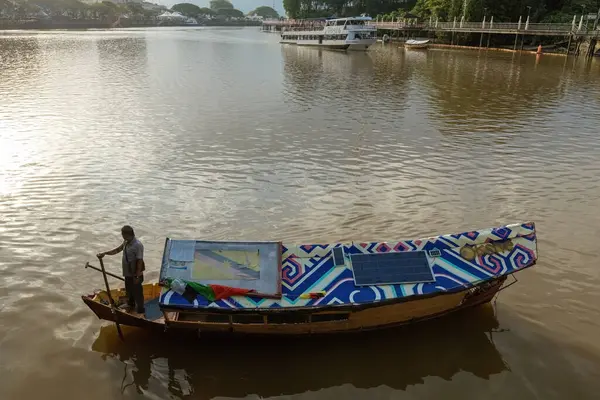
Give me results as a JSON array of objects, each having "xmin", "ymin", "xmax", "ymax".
[
  {"xmin": 280, "ymin": 16, "xmax": 377, "ymax": 51},
  {"xmin": 405, "ymin": 39, "xmax": 430, "ymax": 49}
]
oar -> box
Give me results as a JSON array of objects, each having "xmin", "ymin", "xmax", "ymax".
[
  {"xmin": 97, "ymin": 256, "xmax": 124, "ymax": 340},
  {"xmin": 85, "ymin": 262, "xmax": 124, "ymax": 281}
]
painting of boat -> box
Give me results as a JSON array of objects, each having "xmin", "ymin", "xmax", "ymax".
[
  {"xmin": 405, "ymin": 39, "xmax": 430, "ymax": 49},
  {"xmin": 82, "ymin": 222, "xmax": 537, "ymax": 336}
]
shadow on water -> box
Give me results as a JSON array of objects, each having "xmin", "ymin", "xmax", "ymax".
[
  {"xmin": 91, "ymin": 304, "xmax": 507, "ymax": 399},
  {"xmin": 407, "ymin": 49, "xmax": 600, "ymax": 138},
  {"xmin": 0, "ymin": 37, "xmax": 40, "ymax": 86},
  {"xmin": 96, "ymin": 37, "xmax": 148, "ymax": 76}
]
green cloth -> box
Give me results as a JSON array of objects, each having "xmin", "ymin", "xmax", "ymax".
[
  {"xmin": 186, "ymin": 281, "xmax": 216, "ymax": 302},
  {"xmin": 164, "ymin": 278, "xmax": 216, "ymax": 301}
]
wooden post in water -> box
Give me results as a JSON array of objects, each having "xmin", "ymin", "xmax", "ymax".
[
  {"xmin": 520, "ymin": 34, "xmax": 525, "ymax": 51},
  {"xmin": 566, "ymin": 35, "xmax": 572, "ymax": 56},
  {"xmin": 514, "ymin": 16, "xmax": 522, "ymax": 51}
]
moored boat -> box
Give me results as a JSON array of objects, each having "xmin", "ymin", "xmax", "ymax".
[
  {"xmin": 405, "ymin": 39, "xmax": 430, "ymax": 49},
  {"xmin": 280, "ymin": 16, "xmax": 377, "ymax": 51},
  {"xmin": 82, "ymin": 222, "xmax": 537, "ymax": 336}
]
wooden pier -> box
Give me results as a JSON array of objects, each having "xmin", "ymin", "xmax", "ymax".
[{"xmin": 262, "ymin": 17, "xmax": 600, "ymax": 56}]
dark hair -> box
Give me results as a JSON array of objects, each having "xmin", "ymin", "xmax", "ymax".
[{"xmin": 121, "ymin": 225, "xmax": 135, "ymax": 237}]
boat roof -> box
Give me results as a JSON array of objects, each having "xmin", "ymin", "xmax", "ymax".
[
  {"xmin": 329, "ymin": 16, "xmax": 372, "ymax": 21},
  {"xmin": 159, "ymin": 222, "xmax": 537, "ymax": 311}
]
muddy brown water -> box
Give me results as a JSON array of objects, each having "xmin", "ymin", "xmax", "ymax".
[{"xmin": 1, "ymin": 27, "xmax": 600, "ymax": 399}]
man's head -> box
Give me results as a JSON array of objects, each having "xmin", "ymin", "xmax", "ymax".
[{"xmin": 121, "ymin": 225, "xmax": 135, "ymax": 242}]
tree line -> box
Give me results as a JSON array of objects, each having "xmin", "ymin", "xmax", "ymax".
[
  {"xmin": 283, "ymin": 0, "xmax": 600, "ymax": 23},
  {"xmin": 0, "ymin": 0, "xmax": 160, "ymax": 21},
  {"xmin": 172, "ymin": 1, "xmax": 279, "ymax": 19},
  {"xmin": 0, "ymin": 0, "xmax": 279, "ymax": 22}
]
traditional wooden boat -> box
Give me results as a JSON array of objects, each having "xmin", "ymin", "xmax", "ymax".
[
  {"xmin": 82, "ymin": 222, "xmax": 537, "ymax": 336},
  {"xmin": 405, "ymin": 39, "xmax": 430, "ymax": 49}
]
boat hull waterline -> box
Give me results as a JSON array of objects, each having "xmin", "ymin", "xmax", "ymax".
[{"xmin": 82, "ymin": 278, "xmax": 507, "ymax": 335}]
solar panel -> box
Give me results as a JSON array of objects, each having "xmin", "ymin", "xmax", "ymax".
[
  {"xmin": 351, "ymin": 251, "xmax": 435, "ymax": 286},
  {"xmin": 332, "ymin": 247, "xmax": 345, "ymax": 266}
]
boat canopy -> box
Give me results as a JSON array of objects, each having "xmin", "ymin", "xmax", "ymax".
[
  {"xmin": 159, "ymin": 239, "xmax": 282, "ymax": 300},
  {"xmin": 159, "ymin": 223, "xmax": 537, "ymax": 311}
]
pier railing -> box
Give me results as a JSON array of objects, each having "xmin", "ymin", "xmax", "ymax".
[
  {"xmin": 263, "ymin": 18, "xmax": 599, "ymax": 37},
  {"xmin": 426, "ymin": 21, "xmax": 574, "ymax": 33}
]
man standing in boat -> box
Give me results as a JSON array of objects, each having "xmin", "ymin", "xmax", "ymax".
[{"xmin": 97, "ymin": 225, "xmax": 145, "ymax": 314}]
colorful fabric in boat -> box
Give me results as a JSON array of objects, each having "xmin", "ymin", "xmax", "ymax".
[
  {"xmin": 163, "ymin": 278, "xmax": 253, "ymax": 302},
  {"xmin": 159, "ymin": 222, "xmax": 537, "ymax": 310}
]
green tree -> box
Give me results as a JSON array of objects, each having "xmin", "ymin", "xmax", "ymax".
[
  {"xmin": 172, "ymin": 3, "xmax": 201, "ymax": 16},
  {"xmin": 283, "ymin": 0, "xmax": 301, "ymax": 18},
  {"xmin": 217, "ymin": 8, "xmax": 244, "ymax": 18},
  {"xmin": 126, "ymin": 3, "xmax": 144, "ymax": 14},
  {"xmin": 210, "ymin": 0, "xmax": 234, "ymax": 10},
  {"xmin": 198, "ymin": 7, "xmax": 216, "ymax": 16},
  {"xmin": 249, "ymin": 6, "xmax": 279, "ymax": 18}
]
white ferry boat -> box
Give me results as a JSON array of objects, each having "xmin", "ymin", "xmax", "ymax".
[{"xmin": 280, "ymin": 16, "xmax": 377, "ymax": 51}]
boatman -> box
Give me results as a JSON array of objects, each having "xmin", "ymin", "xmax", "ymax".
[{"xmin": 97, "ymin": 225, "xmax": 145, "ymax": 314}]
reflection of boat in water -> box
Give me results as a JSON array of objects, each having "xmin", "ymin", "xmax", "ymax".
[
  {"xmin": 282, "ymin": 44, "xmax": 374, "ymax": 76},
  {"xmin": 82, "ymin": 222, "xmax": 537, "ymax": 336},
  {"xmin": 405, "ymin": 39, "xmax": 430, "ymax": 49},
  {"xmin": 280, "ymin": 16, "xmax": 377, "ymax": 51},
  {"xmin": 91, "ymin": 304, "xmax": 507, "ymax": 397}
]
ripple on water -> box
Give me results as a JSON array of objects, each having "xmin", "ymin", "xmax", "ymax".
[{"xmin": 1, "ymin": 29, "xmax": 600, "ymax": 399}]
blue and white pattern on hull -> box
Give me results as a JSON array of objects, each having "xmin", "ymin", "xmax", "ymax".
[{"xmin": 159, "ymin": 222, "xmax": 537, "ymax": 310}]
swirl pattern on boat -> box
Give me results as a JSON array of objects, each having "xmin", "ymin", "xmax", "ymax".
[{"xmin": 159, "ymin": 222, "xmax": 537, "ymax": 309}]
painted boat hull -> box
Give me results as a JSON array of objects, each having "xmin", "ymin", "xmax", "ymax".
[{"xmin": 82, "ymin": 277, "xmax": 506, "ymax": 336}]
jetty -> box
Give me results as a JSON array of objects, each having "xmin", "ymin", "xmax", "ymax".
[{"xmin": 262, "ymin": 15, "xmax": 600, "ymax": 56}]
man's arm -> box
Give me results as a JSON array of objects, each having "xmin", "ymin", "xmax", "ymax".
[{"xmin": 97, "ymin": 242, "xmax": 124, "ymax": 258}]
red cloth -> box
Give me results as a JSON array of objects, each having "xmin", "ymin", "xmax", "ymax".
[{"xmin": 209, "ymin": 284, "xmax": 253, "ymax": 300}]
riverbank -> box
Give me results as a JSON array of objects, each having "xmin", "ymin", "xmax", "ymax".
[
  {"xmin": 380, "ymin": 36, "xmax": 599, "ymax": 56},
  {"xmin": 0, "ymin": 19, "xmax": 261, "ymax": 30}
]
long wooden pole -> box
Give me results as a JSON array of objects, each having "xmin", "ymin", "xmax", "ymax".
[
  {"xmin": 98, "ymin": 256, "xmax": 124, "ymax": 340},
  {"xmin": 85, "ymin": 262, "xmax": 124, "ymax": 281}
]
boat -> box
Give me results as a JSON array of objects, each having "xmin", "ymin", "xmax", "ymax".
[
  {"xmin": 405, "ymin": 39, "xmax": 430, "ymax": 49},
  {"xmin": 280, "ymin": 16, "xmax": 377, "ymax": 51},
  {"xmin": 82, "ymin": 222, "xmax": 537, "ymax": 336}
]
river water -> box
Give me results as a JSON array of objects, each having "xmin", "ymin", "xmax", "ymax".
[{"xmin": 1, "ymin": 27, "xmax": 600, "ymax": 399}]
